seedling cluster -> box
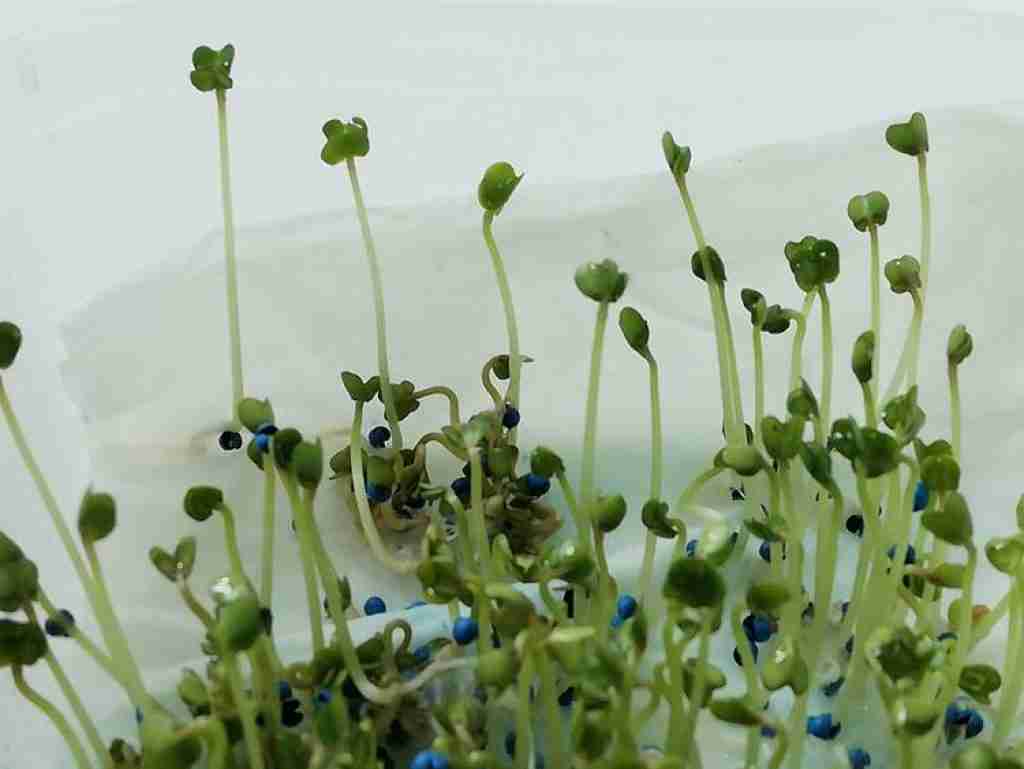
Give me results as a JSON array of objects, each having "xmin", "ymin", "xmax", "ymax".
[{"xmin": 1, "ymin": 43, "xmax": 1022, "ymax": 769}]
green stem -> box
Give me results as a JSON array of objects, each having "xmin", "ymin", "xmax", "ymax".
[
  {"xmin": 82, "ymin": 541, "xmax": 149, "ymax": 708},
  {"xmin": 580, "ymin": 301, "xmax": 610, "ymax": 509},
  {"xmin": 729, "ymin": 604, "xmax": 762, "ymax": 705},
  {"xmin": 714, "ymin": 280, "xmax": 747, "ymax": 439},
  {"xmin": 949, "ymin": 362, "xmax": 962, "ymax": 460},
  {"xmin": 348, "ymin": 403, "xmax": 418, "ymax": 574},
  {"xmin": 281, "ymin": 474, "xmax": 325, "ymax": 653},
  {"xmin": 752, "ymin": 325, "xmax": 765, "ymax": 450},
  {"xmin": 468, "ymin": 447, "xmax": 492, "ymax": 579},
  {"xmin": 13, "ymin": 665, "xmax": 92, "ymax": 769},
  {"xmin": 222, "ymin": 650, "xmax": 265, "ymax": 769},
  {"xmin": 37, "ymin": 588, "xmax": 124, "ymax": 690},
  {"xmin": 215, "ymin": 89, "xmax": 244, "ymax": 427},
  {"xmin": 994, "ymin": 578, "xmax": 1024, "ymax": 748},
  {"xmin": 810, "ymin": 489, "xmax": 843, "ymax": 657},
  {"xmin": 861, "ymin": 381, "xmax": 878, "ymax": 429},
  {"xmin": 785, "ymin": 691, "xmax": 810, "ymax": 769},
  {"xmin": 0, "ymin": 379, "xmax": 99, "ymax": 626},
  {"xmin": 663, "ymin": 623, "xmax": 689, "ymax": 757},
  {"xmin": 536, "ymin": 651, "xmax": 567, "ymax": 769},
  {"xmin": 260, "ymin": 459, "xmax": 276, "ymax": 609},
  {"xmin": 917, "ymin": 153, "xmax": 933, "ymax": 300},
  {"xmin": 446, "ymin": 493, "xmax": 477, "ymax": 577},
  {"xmin": 555, "ymin": 470, "xmax": 588, "ymax": 555},
  {"xmin": 789, "ymin": 294, "xmax": 815, "ymax": 391},
  {"xmin": 412, "ymin": 386, "xmax": 462, "ymax": 426},
  {"xmin": 767, "ymin": 719, "xmax": 789, "ymax": 769},
  {"xmin": 883, "ymin": 288, "xmax": 924, "ymax": 404},
  {"xmin": 216, "ymin": 501, "xmax": 248, "ymax": 589},
  {"xmin": 177, "ymin": 718, "xmax": 230, "ymax": 769},
  {"xmin": 639, "ymin": 352, "xmax": 664, "ymax": 607},
  {"xmin": 514, "ymin": 654, "xmax": 535, "ymax": 769},
  {"xmin": 178, "ymin": 577, "xmax": 215, "ymax": 628},
  {"xmin": 868, "ymin": 225, "xmax": 882, "ymax": 404},
  {"xmin": 818, "ymin": 286, "xmax": 834, "ymax": 432},
  {"xmin": 480, "ymin": 357, "xmax": 505, "ymax": 413},
  {"xmin": 345, "ymin": 157, "xmax": 402, "ymax": 451},
  {"xmin": 25, "ymin": 606, "xmax": 109, "ymax": 768},
  {"xmin": 900, "ymin": 736, "xmax": 914, "ymax": 769},
  {"xmin": 683, "ymin": 612, "xmax": 713, "ymax": 766},
  {"xmin": 673, "ymin": 466, "xmax": 725, "ymax": 519},
  {"xmin": 482, "ymin": 211, "xmax": 523, "ymax": 444}
]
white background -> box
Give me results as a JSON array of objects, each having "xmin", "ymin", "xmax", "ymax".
[{"xmin": 2, "ymin": 2, "xmax": 1023, "ymax": 767}]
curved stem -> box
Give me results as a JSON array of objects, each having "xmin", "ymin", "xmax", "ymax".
[
  {"xmin": 789, "ymin": 294, "xmax": 816, "ymax": 391},
  {"xmin": 24, "ymin": 605, "xmax": 109, "ymax": 768},
  {"xmin": 13, "ymin": 665, "xmax": 92, "ymax": 769},
  {"xmin": 345, "ymin": 157, "xmax": 402, "ymax": 450},
  {"xmin": 37, "ymin": 588, "xmax": 124, "ymax": 690},
  {"xmin": 260, "ymin": 460, "xmax": 277, "ymax": 608},
  {"xmin": 639, "ymin": 352, "xmax": 664, "ymax": 606},
  {"xmin": 348, "ymin": 403, "xmax": 418, "ymax": 574},
  {"xmin": 412, "ymin": 386, "xmax": 461, "ymax": 426},
  {"xmin": 215, "ymin": 91, "xmax": 244, "ymax": 427},
  {"xmin": 483, "ymin": 212, "xmax": 523, "ymax": 444},
  {"xmin": 216, "ymin": 502, "xmax": 248, "ymax": 589},
  {"xmin": 222, "ymin": 649, "xmax": 265, "ymax": 769},
  {"xmin": 673, "ymin": 466, "xmax": 725, "ymax": 519},
  {"xmin": 177, "ymin": 577, "xmax": 215, "ymax": 628},
  {"xmin": 818, "ymin": 286, "xmax": 834, "ymax": 432},
  {"xmin": 860, "ymin": 381, "xmax": 878, "ymax": 429}
]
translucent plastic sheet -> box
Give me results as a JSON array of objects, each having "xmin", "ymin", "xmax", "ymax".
[{"xmin": 24, "ymin": 108, "xmax": 1020, "ymax": 767}]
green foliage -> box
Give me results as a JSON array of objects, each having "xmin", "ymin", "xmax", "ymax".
[
  {"xmin": 190, "ymin": 44, "xmax": 235, "ymax": 92},
  {"xmin": 847, "ymin": 190, "xmax": 890, "ymax": 231},
  {"xmin": 783, "ymin": 235, "xmax": 840, "ymax": 292},
  {"xmin": 575, "ymin": 259, "xmax": 629, "ymax": 303},
  {"xmin": 0, "ymin": 321, "xmax": 22, "ymax": 369},
  {"xmin": 321, "ymin": 117, "xmax": 370, "ymax": 165},
  {"xmin": 618, "ymin": 306, "xmax": 650, "ymax": 354},
  {"xmin": 78, "ymin": 489, "xmax": 117, "ymax": 543},
  {"xmin": 886, "ymin": 112, "xmax": 929, "ymax": 156},
  {"xmin": 478, "ymin": 162, "xmax": 523, "ymax": 213}
]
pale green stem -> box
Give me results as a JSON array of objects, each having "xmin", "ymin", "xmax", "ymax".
[
  {"xmin": 767, "ymin": 719, "xmax": 789, "ymax": 769},
  {"xmin": 730, "ymin": 604, "xmax": 762, "ymax": 705},
  {"xmin": 714, "ymin": 280, "xmax": 747, "ymax": 438},
  {"xmin": 177, "ymin": 577, "xmax": 215, "ymax": 628},
  {"xmin": 24, "ymin": 605, "xmax": 109, "ymax": 768},
  {"xmin": 281, "ymin": 473, "xmax": 325, "ymax": 652},
  {"xmin": 860, "ymin": 381, "xmax": 878, "ymax": 429},
  {"xmin": 260, "ymin": 459, "xmax": 276, "ymax": 608},
  {"xmin": 818, "ymin": 286, "xmax": 834, "ymax": 432},
  {"xmin": 446, "ymin": 493, "xmax": 477, "ymax": 576},
  {"xmin": 536, "ymin": 651, "xmax": 567, "ymax": 769},
  {"xmin": 639, "ymin": 351, "xmax": 664, "ymax": 606},
  {"xmin": 883, "ymin": 289, "xmax": 924, "ymax": 404},
  {"xmin": 468, "ymin": 447, "xmax": 492, "ymax": 578},
  {"xmin": 868, "ymin": 225, "xmax": 881, "ymax": 399},
  {"xmin": 555, "ymin": 470, "xmax": 588, "ymax": 554},
  {"xmin": 949, "ymin": 362, "xmax": 962, "ymax": 461},
  {"xmin": 345, "ymin": 157, "xmax": 402, "ymax": 450},
  {"xmin": 971, "ymin": 591, "xmax": 1010, "ymax": 649},
  {"xmin": 480, "ymin": 358, "xmax": 505, "ymax": 413},
  {"xmin": 752, "ymin": 324, "xmax": 765, "ymax": 450},
  {"xmin": 0, "ymin": 379, "xmax": 98, "ymax": 624},
  {"xmin": 37, "ymin": 589, "xmax": 124, "ymax": 690},
  {"xmin": 176, "ymin": 718, "xmax": 230, "ymax": 769},
  {"xmin": 580, "ymin": 301, "xmax": 610, "ymax": 509},
  {"xmin": 348, "ymin": 403, "xmax": 418, "ymax": 574},
  {"xmin": 13, "ymin": 665, "xmax": 92, "ymax": 769},
  {"xmin": 789, "ymin": 293, "xmax": 815, "ymax": 391},
  {"xmin": 222, "ymin": 650, "xmax": 265, "ymax": 769},
  {"xmin": 81, "ymin": 542, "xmax": 149, "ymax": 708},
  {"xmin": 810, "ymin": 489, "xmax": 843, "ymax": 657},
  {"xmin": 515, "ymin": 654, "xmax": 535, "ymax": 769},
  {"xmin": 994, "ymin": 578, "xmax": 1024, "ymax": 748},
  {"xmin": 663, "ymin": 623, "xmax": 689, "ymax": 757},
  {"xmin": 900, "ymin": 736, "xmax": 914, "ymax": 769},
  {"xmin": 412, "ymin": 386, "xmax": 461, "ymax": 426},
  {"xmin": 215, "ymin": 90, "xmax": 244, "ymax": 427},
  {"xmin": 682, "ymin": 612, "xmax": 713, "ymax": 766},
  {"xmin": 483, "ymin": 211, "xmax": 523, "ymax": 444},
  {"xmin": 918, "ymin": 153, "xmax": 932, "ymax": 299},
  {"xmin": 785, "ymin": 691, "xmax": 810, "ymax": 769},
  {"xmin": 673, "ymin": 466, "xmax": 725, "ymax": 519},
  {"xmin": 216, "ymin": 501, "xmax": 247, "ymax": 588}
]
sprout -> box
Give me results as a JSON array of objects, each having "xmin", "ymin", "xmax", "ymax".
[
  {"xmin": 852, "ymin": 330, "xmax": 876, "ymax": 384},
  {"xmin": 691, "ymin": 246, "xmax": 727, "ymax": 284},
  {"xmin": 237, "ymin": 398, "xmax": 275, "ymax": 433},
  {"xmin": 885, "ymin": 112, "xmax": 929, "ymax": 156},
  {"xmin": 320, "ymin": 117, "xmax": 370, "ymax": 165},
  {"xmin": 478, "ymin": 162, "xmax": 523, "ymax": 214},
  {"xmin": 783, "ymin": 236, "xmax": 840, "ymax": 292},
  {"xmin": 574, "ymin": 259, "xmax": 629, "ymax": 303},
  {"xmin": 183, "ymin": 486, "xmax": 224, "ymax": 523},
  {"xmin": 292, "ymin": 440, "xmax": 324, "ymax": 490},
  {"xmin": 77, "ymin": 489, "xmax": 116, "ymax": 543},
  {"xmin": 590, "ymin": 494, "xmax": 627, "ymax": 533},
  {"xmin": 663, "ymin": 557, "xmax": 725, "ymax": 609},
  {"xmin": 340, "ymin": 371, "xmax": 380, "ymax": 403},
  {"xmin": 618, "ymin": 306, "xmax": 650, "ymax": 354},
  {"xmin": 884, "ymin": 255, "xmax": 922, "ymax": 294},
  {"xmin": 948, "ymin": 324, "xmax": 974, "ymax": 365},
  {"xmin": 530, "ymin": 446, "xmax": 565, "ymax": 478},
  {"xmin": 922, "ymin": 490, "xmax": 973, "ymax": 546},
  {"xmin": 0, "ymin": 322, "xmax": 22, "ymax": 369},
  {"xmin": 741, "ymin": 289, "xmax": 767, "ymax": 327},
  {"xmin": 661, "ymin": 131, "xmax": 692, "ymax": 179},
  {"xmin": 847, "ymin": 191, "xmax": 890, "ymax": 232},
  {"xmin": 189, "ymin": 44, "xmax": 235, "ymax": 92}
]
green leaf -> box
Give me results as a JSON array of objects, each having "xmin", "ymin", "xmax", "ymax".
[
  {"xmin": 786, "ymin": 378, "xmax": 819, "ymax": 420},
  {"xmin": 847, "ymin": 190, "xmax": 890, "ymax": 232},
  {"xmin": 917, "ymin": 562, "xmax": 966, "ymax": 589},
  {"xmin": 574, "ymin": 259, "xmax": 629, "ymax": 303},
  {"xmin": 0, "ymin": 620, "xmax": 47, "ymax": 668},
  {"xmin": 852, "ymin": 330, "xmax": 876, "ymax": 384},
  {"xmin": 950, "ymin": 744, "xmax": 997, "ymax": 769},
  {"xmin": 884, "ymin": 255, "xmax": 922, "ymax": 294},
  {"xmin": 149, "ymin": 546, "xmax": 179, "ymax": 582},
  {"xmin": 761, "ymin": 415, "xmax": 803, "ymax": 462},
  {"xmin": 885, "ymin": 112, "xmax": 929, "ymax": 156},
  {"xmin": 922, "ymin": 491, "xmax": 973, "ymax": 546},
  {"xmin": 881, "ymin": 385, "xmax": 926, "ymax": 443},
  {"xmin": 272, "ymin": 428, "xmax": 303, "ymax": 471},
  {"xmin": 948, "ymin": 324, "xmax": 974, "ymax": 366},
  {"xmin": 741, "ymin": 289, "xmax": 767, "ymax": 327},
  {"xmin": 661, "ymin": 131, "xmax": 692, "ymax": 178},
  {"xmin": 859, "ymin": 428, "xmax": 901, "ymax": 479},
  {"xmin": 681, "ymin": 658, "xmax": 728, "ymax": 708},
  {"xmin": 0, "ymin": 322, "xmax": 22, "ymax": 369},
  {"xmin": 866, "ymin": 625, "xmax": 936, "ymax": 685},
  {"xmin": 1017, "ymin": 494, "xmax": 1024, "ymax": 532},
  {"xmin": 691, "ymin": 246, "xmax": 727, "ymax": 284},
  {"xmin": 618, "ymin": 306, "xmax": 650, "ymax": 354},
  {"xmin": 237, "ymin": 398, "xmax": 275, "ymax": 433},
  {"xmin": 541, "ymin": 541, "xmax": 595, "ymax": 584},
  {"xmin": 985, "ymin": 535, "xmax": 1024, "ymax": 575},
  {"xmin": 743, "ymin": 515, "xmax": 787, "ymax": 543},
  {"xmin": 762, "ymin": 305, "xmax": 792, "ymax": 334},
  {"xmin": 663, "ymin": 557, "xmax": 725, "ymax": 609},
  {"xmin": 292, "ymin": 440, "xmax": 324, "ymax": 490},
  {"xmin": 478, "ymin": 161, "xmax": 523, "ymax": 213},
  {"xmin": 0, "ymin": 532, "xmax": 22, "ymax": 564},
  {"xmin": 642, "ymin": 498, "xmax": 679, "ymax": 539},
  {"xmin": 177, "ymin": 668, "xmax": 211, "ymax": 716},
  {"xmin": 921, "ymin": 453, "xmax": 961, "ymax": 493},
  {"xmin": 590, "ymin": 494, "xmax": 628, "ymax": 533},
  {"xmin": 709, "ymin": 697, "xmax": 761, "ymax": 726},
  {"xmin": 714, "ymin": 445, "xmax": 766, "ymax": 477},
  {"xmin": 530, "ymin": 446, "xmax": 565, "ymax": 478},
  {"xmin": 320, "ymin": 116, "xmax": 370, "ymax": 165},
  {"xmin": 216, "ymin": 590, "xmax": 264, "ymax": 653},
  {"xmin": 573, "ymin": 708, "xmax": 614, "ymax": 762},
  {"xmin": 381, "ymin": 379, "xmax": 420, "ymax": 421},
  {"xmin": 761, "ymin": 636, "xmax": 808, "ymax": 695},
  {"xmin": 890, "ymin": 698, "xmax": 942, "ymax": 736},
  {"xmin": 783, "ymin": 235, "xmax": 840, "ymax": 292},
  {"xmin": 799, "ymin": 442, "xmax": 833, "ymax": 488},
  {"xmin": 959, "ymin": 663, "xmax": 1001, "ymax": 705},
  {"xmin": 340, "ymin": 371, "xmax": 379, "ymax": 403},
  {"xmin": 183, "ymin": 486, "xmax": 223, "ymax": 523},
  {"xmin": 477, "ymin": 648, "xmax": 519, "ymax": 690},
  {"xmin": 746, "ymin": 579, "xmax": 791, "ymax": 617},
  {"xmin": 189, "ymin": 44, "xmax": 235, "ymax": 93},
  {"xmin": 78, "ymin": 489, "xmax": 117, "ymax": 542}
]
